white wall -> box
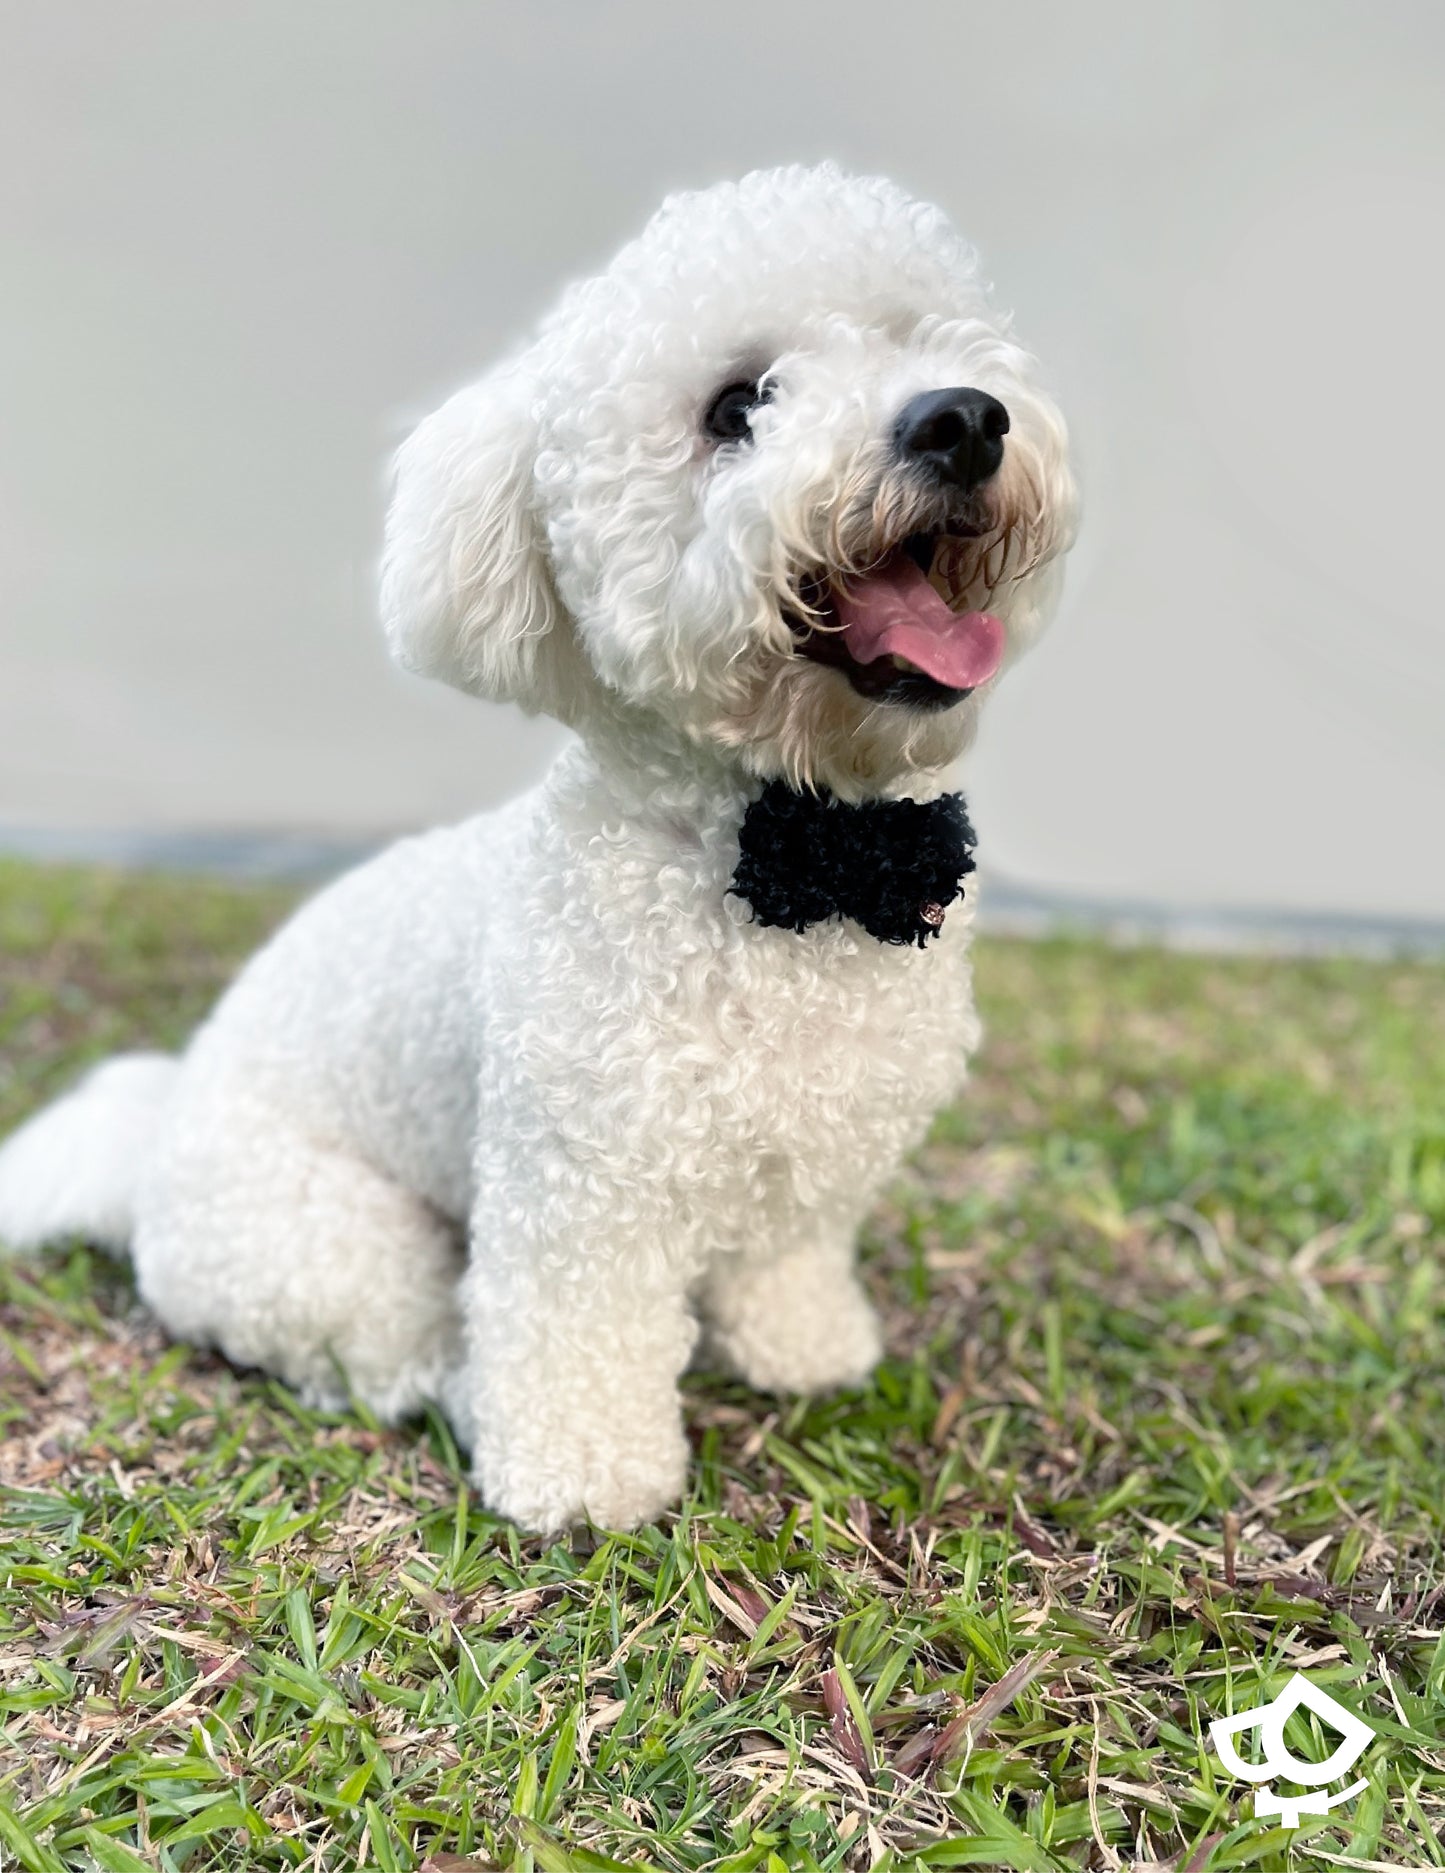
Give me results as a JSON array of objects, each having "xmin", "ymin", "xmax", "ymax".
[{"xmin": 2, "ymin": 1, "xmax": 1441, "ymax": 915}]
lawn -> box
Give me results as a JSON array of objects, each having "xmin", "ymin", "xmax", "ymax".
[{"xmin": 1, "ymin": 856, "xmax": 1443, "ymax": 1872}]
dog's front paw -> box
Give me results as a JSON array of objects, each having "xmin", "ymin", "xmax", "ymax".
[
  {"xmin": 701, "ymin": 1239, "xmax": 887, "ymax": 1396},
  {"xmin": 473, "ymin": 1420, "xmax": 688, "ymax": 1535},
  {"xmin": 707, "ymin": 1258, "xmax": 883, "ymax": 1394}
]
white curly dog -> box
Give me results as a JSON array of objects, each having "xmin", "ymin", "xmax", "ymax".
[{"xmin": 0, "ymin": 165, "xmax": 1076, "ymax": 1532}]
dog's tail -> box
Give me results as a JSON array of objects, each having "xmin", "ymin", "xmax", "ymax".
[{"xmin": 0, "ymin": 1053, "xmax": 179, "ymax": 1257}]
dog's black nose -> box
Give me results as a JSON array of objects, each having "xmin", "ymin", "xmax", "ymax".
[{"xmin": 894, "ymin": 387, "xmax": 1010, "ymax": 493}]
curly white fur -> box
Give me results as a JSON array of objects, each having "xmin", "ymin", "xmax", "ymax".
[{"xmin": 0, "ymin": 164, "xmax": 1076, "ymax": 1532}]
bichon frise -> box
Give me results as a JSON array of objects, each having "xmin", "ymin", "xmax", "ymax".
[{"xmin": 0, "ymin": 164, "xmax": 1076, "ymax": 1531}]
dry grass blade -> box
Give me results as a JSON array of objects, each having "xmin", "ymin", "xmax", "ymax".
[
  {"xmin": 819, "ymin": 1667, "xmax": 871, "ymax": 1781},
  {"xmin": 926, "ymin": 1646, "xmax": 1062, "ymax": 1773},
  {"xmin": 701, "ymin": 1569, "xmax": 761, "ymax": 1638},
  {"xmin": 824, "ymin": 1670, "xmax": 869, "ymax": 1783}
]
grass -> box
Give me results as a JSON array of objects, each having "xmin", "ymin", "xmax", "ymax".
[{"xmin": 1, "ymin": 854, "xmax": 1443, "ymax": 1871}]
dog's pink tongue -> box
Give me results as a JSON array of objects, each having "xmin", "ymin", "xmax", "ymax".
[{"xmin": 833, "ymin": 556, "xmax": 1005, "ymax": 690}]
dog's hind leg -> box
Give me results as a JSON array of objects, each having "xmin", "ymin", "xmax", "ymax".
[{"xmin": 134, "ymin": 1102, "xmax": 467, "ymax": 1430}]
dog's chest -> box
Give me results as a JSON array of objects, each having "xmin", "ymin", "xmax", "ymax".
[
  {"xmin": 494, "ymin": 776, "xmax": 982, "ymax": 1203},
  {"xmin": 689, "ymin": 910, "xmax": 979, "ymax": 1175}
]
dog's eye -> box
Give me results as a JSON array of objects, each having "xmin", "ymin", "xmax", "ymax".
[{"xmin": 703, "ymin": 377, "xmax": 772, "ymax": 444}]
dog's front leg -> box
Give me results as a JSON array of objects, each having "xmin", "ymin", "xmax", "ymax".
[
  {"xmin": 700, "ymin": 1219, "xmax": 883, "ymax": 1395},
  {"xmin": 458, "ymin": 1186, "xmax": 698, "ymax": 1533}
]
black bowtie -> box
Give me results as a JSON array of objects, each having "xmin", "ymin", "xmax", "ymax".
[{"xmin": 731, "ymin": 780, "xmax": 977, "ymax": 948}]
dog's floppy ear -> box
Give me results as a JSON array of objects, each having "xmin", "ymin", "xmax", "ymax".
[{"xmin": 380, "ymin": 364, "xmax": 565, "ymax": 708}]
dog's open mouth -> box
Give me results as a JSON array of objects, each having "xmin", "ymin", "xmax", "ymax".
[{"xmin": 790, "ymin": 532, "xmax": 1005, "ymax": 711}]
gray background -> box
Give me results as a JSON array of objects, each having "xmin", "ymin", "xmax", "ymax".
[{"xmin": 2, "ymin": 2, "xmax": 1441, "ymax": 917}]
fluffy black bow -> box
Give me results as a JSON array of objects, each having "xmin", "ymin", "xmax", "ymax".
[{"xmin": 731, "ymin": 780, "xmax": 977, "ymax": 947}]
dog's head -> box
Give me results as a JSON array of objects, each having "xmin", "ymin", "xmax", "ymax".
[{"xmin": 382, "ymin": 164, "xmax": 1076, "ymax": 798}]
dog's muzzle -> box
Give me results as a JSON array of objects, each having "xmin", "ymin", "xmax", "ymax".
[{"xmin": 782, "ymin": 385, "xmax": 1016, "ymax": 710}]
